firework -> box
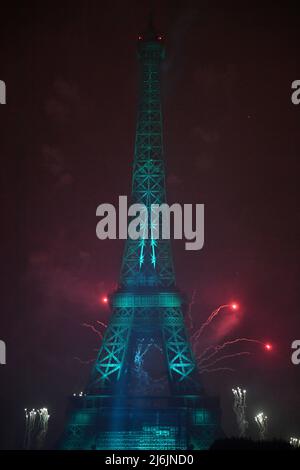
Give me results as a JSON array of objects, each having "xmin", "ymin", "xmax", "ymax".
[
  {"xmin": 255, "ymin": 412, "xmax": 268, "ymax": 440},
  {"xmin": 96, "ymin": 320, "xmax": 107, "ymax": 329},
  {"xmin": 24, "ymin": 407, "xmax": 50, "ymax": 449},
  {"xmin": 198, "ymin": 338, "xmax": 268, "ymax": 363},
  {"xmin": 199, "ymin": 351, "xmax": 251, "ymax": 371},
  {"xmin": 232, "ymin": 387, "xmax": 248, "ymax": 437},
  {"xmin": 290, "ymin": 437, "xmax": 300, "ymax": 448},
  {"xmin": 192, "ymin": 303, "xmax": 239, "ymax": 345}
]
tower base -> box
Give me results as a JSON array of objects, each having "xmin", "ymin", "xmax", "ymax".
[{"xmin": 59, "ymin": 394, "xmax": 222, "ymax": 450}]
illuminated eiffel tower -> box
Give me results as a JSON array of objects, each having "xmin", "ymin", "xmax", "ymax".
[{"xmin": 60, "ymin": 17, "xmax": 221, "ymax": 450}]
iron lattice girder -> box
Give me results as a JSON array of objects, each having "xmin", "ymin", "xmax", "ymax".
[
  {"xmin": 89, "ymin": 303, "xmax": 197, "ymax": 391},
  {"xmin": 89, "ymin": 40, "xmax": 198, "ymax": 392},
  {"xmin": 120, "ymin": 53, "xmax": 175, "ymax": 288},
  {"xmin": 90, "ymin": 307, "xmax": 134, "ymax": 387},
  {"xmin": 162, "ymin": 307, "xmax": 196, "ymax": 381}
]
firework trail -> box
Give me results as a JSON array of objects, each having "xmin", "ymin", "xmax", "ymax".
[
  {"xmin": 36, "ymin": 408, "xmax": 50, "ymax": 449},
  {"xmin": 96, "ymin": 320, "xmax": 107, "ymax": 329},
  {"xmin": 232, "ymin": 387, "xmax": 248, "ymax": 437},
  {"xmin": 191, "ymin": 303, "xmax": 235, "ymax": 346},
  {"xmin": 198, "ymin": 351, "xmax": 251, "ymax": 371},
  {"xmin": 255, "ymin": 412, "xmax": 268, "ymax": 440},
  {"xmin": 24, "ymin": 408, "xmax": 50, "ymax": 449},
  {"xmin": 75, "ymin": 320, "xmax": 108, "ymax": 365},
  {"xmin": 24, "ymin": 409, "xmax": 36, "ymax": 449},
  {"xmin": 198, "ymin": 338, "xmax": 264, "ymax": 363},
  {"xmin": 82, "ymin": 322, "xmax": 103, "ymax": 339},
  {"xmin": 74, "ymin": 356, "xmax": 95, "ymax": 365},
  {"xmin": 187, "ymin": 289, "xmax": 197, "ymax": 330},
  {"xmin": 199, "ymin": 367, "xmax": 235, "ymax": 375}
]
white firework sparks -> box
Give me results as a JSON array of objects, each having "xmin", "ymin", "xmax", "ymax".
[
  {"xmin": 24, "ymin": 407, "xmax": 50, "ymax": 449},
  {"xmin": 255, "ymin": 411, "xmax": 268, "ymax": 440},
  {"xmin": 232, "ymin": 387, "xmax": 248, "ymax": 437},
  {"xmin": 290, "ymin": 437, "xmax": 300, "ymax": 448}
]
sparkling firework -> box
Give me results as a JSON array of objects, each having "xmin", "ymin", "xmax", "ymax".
[
  {"xmin": 290, "ymin": 437, "xmax": 300, "ymax": 448},
  {"xmin": 255, "ymin": 412, "xmax": 268, "ymax": 440},
  {"xmin": 232, "ymin": 387, "xmax": 248, "ymax": 437},
  {"xmin": 199, "ymin": 351, "xmax": 251, "ymax": 372},
  {"xmin": 24, "ymin": 407, "xmax": 50, "ymax": 450},
  {"xmin": 73, "ymin": 391, "xmax": 85, "ymax": 397},
  {"xmin": 198, "ymin": 338, "xmax": 266, "ymax": 363},
  {"xmin": 188, "ymin": 299, "xmax": 273, "ymax": 375},
  {"xmin": 24, "ymin": 409, "xmax": 36, "ymax": 450},
  {"xmin": 192, "ymin": 303, "xmax": 238, "ymax": 344}
]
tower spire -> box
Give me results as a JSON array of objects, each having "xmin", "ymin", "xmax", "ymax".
[
  {"xmin": 138, "ymin": 6, "xmax": 162, "ymax": 43},
  {"xmin": 147, "ymin": 5, "xmax": 155, "ymax": 33}
]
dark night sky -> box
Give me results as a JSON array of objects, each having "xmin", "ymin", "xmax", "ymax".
[{"xmin": 1, "ymin": 1, "xmax": 300, "ymax": 449}]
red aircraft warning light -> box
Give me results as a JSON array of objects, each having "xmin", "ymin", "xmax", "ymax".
[
  {"xmin": 101, "ymin": 296, "xmax": 108, "ymax": 304},
  {"xmin": 265, "ymin": 343, "xmax": 272, "ymax": 351}
]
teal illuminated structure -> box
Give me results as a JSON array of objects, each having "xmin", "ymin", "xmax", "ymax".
[{"xmin": 60, "ymin": 18, "xmax": 221, "ymax": 450}]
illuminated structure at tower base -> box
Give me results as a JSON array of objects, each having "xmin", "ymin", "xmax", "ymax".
[{"xmin": 61, "ymin": 395, "xmax": 220, "ymax": 450}]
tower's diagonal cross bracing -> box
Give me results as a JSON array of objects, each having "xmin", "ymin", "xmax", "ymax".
[{"xmin": 60, "ymin": 19, "xmax": 221, "ymax": 451}]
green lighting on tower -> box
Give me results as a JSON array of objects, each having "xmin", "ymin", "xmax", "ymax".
[{"xmin": 60, "ymin": 14, "xmax": 221, "ymax": 451}]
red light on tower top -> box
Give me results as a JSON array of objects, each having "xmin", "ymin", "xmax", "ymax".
[
  {"xmin": 265, "ymin": 343, "xmax": 272, "ymax": 351},
  {"xmin": 101, "ymin": 296, "xmax": 108, "ymax": 305}
]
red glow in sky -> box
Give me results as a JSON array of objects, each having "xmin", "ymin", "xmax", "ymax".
[
  {"xmin": 101, "ymin": 296, "xmax": 108, "ymax": 304},
  {"xmin": 265, "ymin": 343, "xmax": 272, "ymax": 351}
]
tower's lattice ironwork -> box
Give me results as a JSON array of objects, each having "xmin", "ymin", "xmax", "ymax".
[
  {"xmin": 88, "ymin": 25, "xmax": 197, "ymax": 395},
  {"xmin": 60, "ymin": 19, "xmax": 221, "ymax": 451}
]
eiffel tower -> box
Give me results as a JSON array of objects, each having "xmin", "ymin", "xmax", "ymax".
[{"xmin": 60, "ymin": 17, "xmax": 221, "ymax": 450}]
